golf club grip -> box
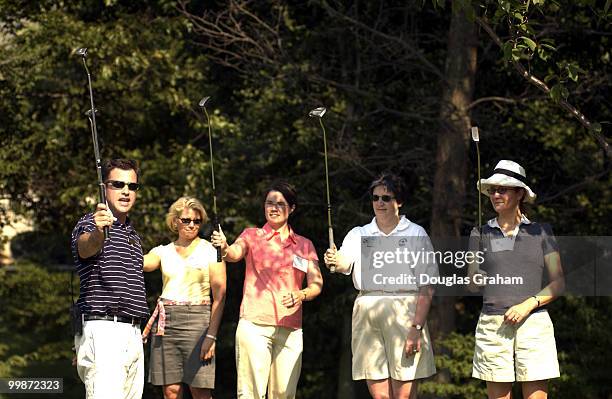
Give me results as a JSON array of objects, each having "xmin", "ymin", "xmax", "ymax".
[
  {"xmin": 215, "ymin": 221, "xmax": 222, "ymax": 262},
  {"xmin": 98, "ymin": 184, "xmax": 109, "ymax": 240},
  {"xmin": 328, "ymin": 227, "xmax": 336, "ymax": 273}
]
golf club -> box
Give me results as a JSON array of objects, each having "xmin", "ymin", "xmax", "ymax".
[
  {"xmin": 309, "ymin": 106, "xmax": 336, "ymax": 273},
  {"xmin": 471, "ymin": 126, "xmax": 482, "ymax": 236},
  {"xmin": 198, "ymin": 96, "xmax": 222, "ymax": 262},
  {"xmin": 77, "ymin": 47, "xmax": 108, "ymax": 240}
]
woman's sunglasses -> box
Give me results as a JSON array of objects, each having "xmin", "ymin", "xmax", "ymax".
[
  {"xmin": 179, "ymin": 218, "xmax": 202, "ymax": 225},
  {"xmin": 486, "ymin": 186, "xmax": 516, "ymax": 195},
  {"xmin": 371, "ymin": 194, "xmax": 395, "ymax": 203}
]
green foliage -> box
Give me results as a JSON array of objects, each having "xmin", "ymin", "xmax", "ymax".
[
  {"xmin": 0, "ymin": 0, "xmax": 212, "ymax": 238},
  {"xmin": 10, "ymin": 231, "xmax": 72, "ymax": 264},
  {"xmin": 549, "ymin": 297, "xmax": 612, "ymax": 398},
  {"xmin": 421, "ymin": 333, "xmax": 487, "ymax": 398},
  {"xmin": 0, "ymin": 263, "xmax": 79, "ymax": 397},
  {"xmin": 0, "ymin": 263, "xmax": 72, "ymax": 334},
  {"xmin": 0, "ymin": 1, "xmax": 610, "ymax": 398}
]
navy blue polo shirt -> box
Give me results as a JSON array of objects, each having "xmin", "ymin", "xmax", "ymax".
[
  {"xmin": 469, "ymin": 219, "xmax": 559, "ymax": 315},
  {"xmin": 71, "ymin": 213, "xmax": 149, "ymax": 318}
]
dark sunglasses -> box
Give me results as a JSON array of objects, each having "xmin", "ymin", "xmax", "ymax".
[
  {"xmin": 371, "ymin": 194, "xmax": 395, "ymax": 203},
  {"xmin": 106, "ymin": 180, "xmax": 140, "ymax": 191},
  {"xmin": 486, "ymin": 186, "xmax": 515, "ymax": 195},
  {"xmin": 179, "ymin": 218, "xmax": 202, "ymax": 225}
]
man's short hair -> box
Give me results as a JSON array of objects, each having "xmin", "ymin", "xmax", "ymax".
[{"xmin": 102, "ymin": 159, "xmax": 139, "ymax": 182}]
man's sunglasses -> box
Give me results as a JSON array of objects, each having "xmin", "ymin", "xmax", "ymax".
[
  {"xmin": 106, "ymin": 180, "xmax": 140, "ymax": 191},
  {"xmin": 179, "ymin": 218, "xmax": 203, "ymax": 225},
  {"xmin": 371, "ymin": 194, "xmax": 395, "ymax": 203}
]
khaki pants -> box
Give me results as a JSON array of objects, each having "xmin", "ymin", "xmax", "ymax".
[
  {"xmin": 236, "ymin": 319, "xmax": 303, "ymax": 399},
  {"xmin": 75, "ymin": 320, "xmax": 144, "ymax": 399}
]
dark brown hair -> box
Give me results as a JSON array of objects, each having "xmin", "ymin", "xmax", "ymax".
[
  {"xmin": 368, "ymin": 173, "xmax": 407, "ymax": 205},
  {"xmin": 102, "ymin": 159, "xmax": 139, "ymax": 182},
  {"xmin": 263, "ymin": 180, "xmax": 298, "ymax": 212}
]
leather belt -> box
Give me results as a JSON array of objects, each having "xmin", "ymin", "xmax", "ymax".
[{"xmin": 83, "ymin": 314, "xmax": 143, "ymax": 325}]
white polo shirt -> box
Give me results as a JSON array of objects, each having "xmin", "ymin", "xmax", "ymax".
[{"xmin": 338, "ymin": 215, "xmax": 438, "ymax": 291}]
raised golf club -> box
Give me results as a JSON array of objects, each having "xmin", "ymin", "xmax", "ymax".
[
  {"xmin": 309, "ymin": 106, "xmax": 336, "ymax": 273},
  {"xmin": 77, "ymin": 47, "xmax": 108, "ymax": 239},
  {"xmin": 85, "ymin": 108, "xmax": 99, "ymax": 139},
  {"xmin": 471, "ymin": 126, "xmax": 482, "ymax": 236},
  {"xmin": 198, "ymin": 96, "xmax": 222, "ymax": 262}
]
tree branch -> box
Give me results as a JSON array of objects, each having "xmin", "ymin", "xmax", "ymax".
[
  {"xmin": 537, "ymin": 167, "xmax": 611, "ymax": 204},
  {"xmin": 476, "ymin": 16, "xmax": 610, "ymax": 157},
  {"xmin": 320, "ymin": 1, "xmax": 445, "ymax": 81},
  {"xmin": 467, "ymin": 96, "xmax": 518, "ymax": 109}
]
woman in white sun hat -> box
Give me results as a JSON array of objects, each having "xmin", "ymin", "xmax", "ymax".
[{"xmin": 467, "ymin": 160, "xmax": 565, "ymax": 399}]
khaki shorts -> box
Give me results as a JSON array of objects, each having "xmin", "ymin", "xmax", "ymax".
[
  {"xmin": 351, "ymin": 294, "xmax": 436, "ymax": 381},
  {"xmin": 472, "ymin": 311, "xmax": 560, "ymax": 382}
]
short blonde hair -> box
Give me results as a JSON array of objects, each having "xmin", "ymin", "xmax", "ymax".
[{"xmin": 166, "ymin": 197, "xmax": 208, "ymax": 233}]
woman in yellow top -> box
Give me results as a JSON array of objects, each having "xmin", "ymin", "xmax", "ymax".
[{"xmin": 143, "ymin": 197, "xmax": 226, "ymax": 399}]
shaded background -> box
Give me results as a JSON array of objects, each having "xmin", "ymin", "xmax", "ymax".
[{"xmin": 0, "ymin": 0, "xmax": 610, "ymax": 398}]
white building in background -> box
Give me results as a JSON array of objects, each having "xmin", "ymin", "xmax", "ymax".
[{"xmin": 1, "ymin": 198, "xmax": 34, "ymax": 265}]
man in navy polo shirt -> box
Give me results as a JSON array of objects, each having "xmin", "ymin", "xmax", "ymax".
[{"xmin": 71, "ymin": 158, "xmax": 149, "ymax": 399}]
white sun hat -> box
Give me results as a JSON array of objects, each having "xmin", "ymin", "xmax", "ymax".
[{"xmin": 477, "ymin": 160, "xmax": 536, "ymax": 203}]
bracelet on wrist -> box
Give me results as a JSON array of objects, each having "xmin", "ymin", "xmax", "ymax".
[
  {"xmin": 531, "ymin": 295, "xmax": 540, "ymax": 308},
  {"xmin": 205, "ymin": 334, "xmax": 217, "ymax": 341}
]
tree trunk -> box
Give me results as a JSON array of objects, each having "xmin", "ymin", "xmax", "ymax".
[
  {"xmin": 429, "ymin": 6, "xmax": 478, "ymax": 386},
  {"xmin": 336, "ymin": 310, "xmax": 355, "ymax": 398}
]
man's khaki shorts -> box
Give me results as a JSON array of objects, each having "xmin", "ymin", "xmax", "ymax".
[
  {"xmin": 472, "ymin": 311, "xmax": 560, "ymax": 382},
  {"xmin": 351, "ymin": 294, "xmax": 436, "ymax": 381}
]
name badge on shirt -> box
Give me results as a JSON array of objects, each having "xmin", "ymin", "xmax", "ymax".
[
  {"xmin": 293, "ymin": 255, "xmax": 308, "ymax": 273},
  {"xmin": 490, "ymin": 237, "xmax": 515, "ymax": 252}
]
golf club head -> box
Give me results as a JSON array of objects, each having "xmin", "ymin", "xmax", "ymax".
[
  {"xmin": 309, "ymin": 107, "xmax": 327, "ymax": 118},
  {"xmin": 84, "ymin": 108, "xmax": 99, "ymax": 117},
  {"xmin": 199, "ymin": 96, "xmax": 211, "ymax": 108},
  {"xmin": 471, "ymin": 126, "xmax": 480, "ymax": 142},
  {"xmin": 76, "ymin": 47, "xmax": 88, "ymax": 57}
]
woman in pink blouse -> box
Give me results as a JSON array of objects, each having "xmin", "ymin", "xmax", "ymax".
[{"xmin": 212, "ymin": 180, "xmax": 323, "ymax": 399}]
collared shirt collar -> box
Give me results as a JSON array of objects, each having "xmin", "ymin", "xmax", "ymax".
[
  {"xmin": 487, "ymin": 214, "xmax": 531, "ymax": 237},
  {"xmin": 262, "ymin": 222, "xmax": 297, "ymax": 245},
  {"xmin": 365, "ymin": 215, "xmax": 412, "ymax": 236},
  {"xmin": 112, "ymin": 215, "xmax": 133, "ymax": 230},
  {"xmin": 487, "ymin": 214, "xmax": 531, "ymax": 229}
]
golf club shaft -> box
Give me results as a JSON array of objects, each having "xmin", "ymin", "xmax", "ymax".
[
  {"xmin": 82, "ymin": 57, "xmax": 109, "ymax": 240},
  {"xmin": 476, "ymin": 141, "xmax": 482, "ymax": 236},
  {"xmin": 203, "ymin": 106, "xmax": 222, "ymax": 262},
  {"xmin": 319, "ymin": 118, "xmax": 336, "ymax": 272}
]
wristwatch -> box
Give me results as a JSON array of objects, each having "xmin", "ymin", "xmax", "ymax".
[{"xmin": 411, "ymin": 324, "xmax": 423, "ymax": 331}]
